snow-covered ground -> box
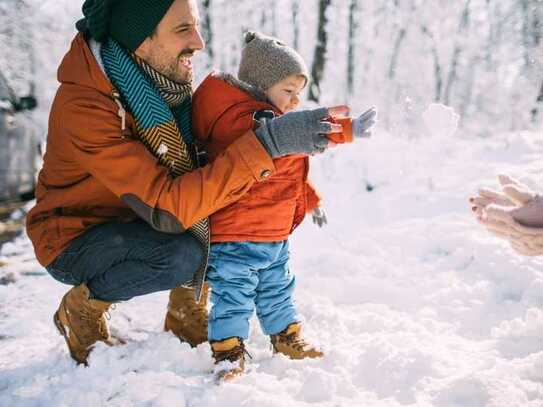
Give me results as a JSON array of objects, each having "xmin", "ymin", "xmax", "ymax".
[{"xmin": 2, "ymin": 122, "xmax": 543, "ymax": 406}]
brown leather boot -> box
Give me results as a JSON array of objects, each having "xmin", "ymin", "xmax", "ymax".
[
  {"xmin": 270, "ymin": 322, "xmax": 324, "ymax": 360},
  {"xmin": 164, "ymin": 284, "xmax": 209, "ymax": 347},
  {"xmin": 211, "ymin": 337, "xmax": 246, "ymax": 382},
  {"xmin": 53, "ymin": 284, "xmax": 115, "ymax": 365}
]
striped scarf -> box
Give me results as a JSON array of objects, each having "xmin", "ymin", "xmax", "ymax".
[{"xmin": 100, "ymin": 38, "xmax": 209, "ymax": 301}]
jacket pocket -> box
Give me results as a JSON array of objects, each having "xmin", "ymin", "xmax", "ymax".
[{"xmin": 226, "ymin": 178, "xmax": 299, "ymax": 238}]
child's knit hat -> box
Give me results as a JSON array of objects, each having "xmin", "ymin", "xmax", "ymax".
[{"xmin": 238, "ymin": 31, "xmax": 309, "ymax": 91}]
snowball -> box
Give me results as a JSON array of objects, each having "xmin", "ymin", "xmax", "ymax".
[{"xmin": 422, "ymin": 103, "xmax": 460, "ymax": 137}]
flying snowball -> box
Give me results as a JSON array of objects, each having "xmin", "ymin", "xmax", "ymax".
[{"xmin": 422, "ymin": 103, "xmax": 460, "ymax": 137}]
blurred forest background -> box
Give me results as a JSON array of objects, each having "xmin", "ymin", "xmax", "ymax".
[{"xmin": 1, "ymin": 0, "xmax": 542, "ymax": 136}]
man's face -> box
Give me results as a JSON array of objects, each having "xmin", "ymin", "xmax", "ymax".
[{"xmin": 135, "ymin": 0, "xmax": 204, "ymax": 83}]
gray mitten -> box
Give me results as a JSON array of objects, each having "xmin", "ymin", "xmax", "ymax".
[
  {"xmin": 254, "ymin": 107, "xmax": 334, "ymax": 157},
  {"xmin": 352, "ymin": 107, "xmax": 378, "ymax": 138},
  {"xmin": 312, "ymin": 207, "xmax": 328, "ymax": 228}
]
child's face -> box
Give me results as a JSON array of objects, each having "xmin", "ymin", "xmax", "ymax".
[{"xmin": 265, "ymin": 75, "xmax": 306, "ymax": 113}]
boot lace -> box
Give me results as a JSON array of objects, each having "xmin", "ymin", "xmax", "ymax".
[
  {"xmin": 214, "ymin": 342, "xmax": 253, "ymax": 363},
  {"xmin": 279, "ymin": 331, "xmax": 308, "ymax": 352},
  {"xmin": 80, "ymin": 306, "xmax": 109, "ymax": 341}
]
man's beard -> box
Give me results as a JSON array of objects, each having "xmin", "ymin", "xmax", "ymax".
[
  {"xmin": 162, "ymin": 54, "xmax": 194, "ymax": 83},
  {"xmin": 145, "ymin": 48, "xmax": 194, "ymax": 84}
]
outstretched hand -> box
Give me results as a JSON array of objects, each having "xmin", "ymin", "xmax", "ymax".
[
  {"xmin": 254, "ymin": 105, "xmax": 351, "ymax": 158},
  {"xmin": 352, "ymin": 107, "xmax": 378, "ymax": 139},
  {"xmin": 470, "ymin": 175, "xmax": 543, "ymax": 256}
]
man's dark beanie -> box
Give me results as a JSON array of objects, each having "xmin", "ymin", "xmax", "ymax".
[{"xmin": 75, "ymin": 0, "xmax": 175, "ymax": 52}]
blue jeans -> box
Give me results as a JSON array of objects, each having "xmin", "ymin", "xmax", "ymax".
[
  {"xmin": 45, "ymin": 219, "xmax": 203, "ymax": 302},
  {"xmin": 207, "ymin": 241, "xmax": 298, "ymax": 341}
]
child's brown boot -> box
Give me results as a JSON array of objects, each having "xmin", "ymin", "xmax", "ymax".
[
  {"xmin": 211, "ymin": 337, "xmax": 246, "ymax": 382},
  {"xmin": 270, "ymin": 322, "xmax": 323, "ymax": 360}
]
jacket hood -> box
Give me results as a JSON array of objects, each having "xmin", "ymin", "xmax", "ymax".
[
  {"xmin": 57, "ymin": 33, "xmax": 114, "ymax": 97},
  {"xmin": 192, "ymin": 72, "xmax": 275, "ymax": 141}
]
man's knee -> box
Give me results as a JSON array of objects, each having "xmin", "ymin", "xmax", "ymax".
[{"xmin": 160, "ymin": 234, "xmax": 204, "ymax": 288}]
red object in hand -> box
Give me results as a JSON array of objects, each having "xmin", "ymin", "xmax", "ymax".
[{"xmin": 324, "ymin": 117, "xmax": 353, "ymax": 144}]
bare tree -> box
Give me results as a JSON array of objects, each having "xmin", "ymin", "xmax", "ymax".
[
  {"xmin": 258, "ymin": 5, "xmax": 277, "ymax": 37},
  {"xmin": 271, "ymin": 3, "xmax": 277, "ymax": 37},
  {"xmin": 347, "ymin": 0, "xmax": 359, "ymax": 96},
  {"xmin": 309, "ymin": 0, "xmax": 331, "ymax": 103},
  {"xmin": 443, "ymin": 0, "xmax": 471, "ymax": 105},
  {"xmin": 421, "ymin": 25, "xmax": 443, "ymax": 102},
  {"xmin": 201, "ymin": 0, "xmax": 213, "ymax": 69},
  {"xmin": 388, "ymin": 28, "xmax": 406, "ymax": 80},
  {"xmin": 292, "ymin": 0, "xmax": 301, "ymax": 50}
]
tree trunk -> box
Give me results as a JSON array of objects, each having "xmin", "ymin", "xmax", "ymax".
[
  {"xmin": 347, "ymin": 0, "xmax": 359, "ymax": 96},
  {"xmin": 421, "ymin": 25, "xmax": 442, "ymax": 102},
  {"xmin": 271, "ymin": 3, "xmax": 277, "ymax": 37},
  {"xmin": 388, "ymin": 28, "xmax": 406, "ymax": 80},
  {"xmin": 201, "ymin": 0, "xmax": 213, "ymax": 69},
  {"xmin": 531, "ymin": 80, "xmax": 543, "ymax": 122},
  {"xmin": 308, "ymin": 0, "xmax": 331, "ymax": 103},
  {"xmin": 443, "ymin": 0, "xmax": 471, "ymax": 105},
  {"xmin": 292, "ymin": 0, "xmax": 300, "ymax": 50}
]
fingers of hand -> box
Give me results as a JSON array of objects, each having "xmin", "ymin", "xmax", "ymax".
[
  {"xmin": 480, "ymin": 217, "xmax": 518, "ymax": 239},
  {"xmin": 312, "ymin": 107, "xmax": 331, "ymax": 121},
  {"xmin": 470, "ymin": 204, "xmax": 484, "ymax": 218},
  {"xmin": 510, "ymin": 241, "xmax": 538, "ymax": 256},
  {"xmin": 484, "ymin": 204, "xmax": 515, "ymax": 225},
  {"xmin": 359, "ymin": 118, "xmax": 377, "ymax": 132},
  {"xmin": 469, "ymin": 196, "xmax": 493, "ymax": 209},
  {"xmin": 498, "ymin": 174, "xmax": 520, "ymax": 188},
  {"xmin": 478, "ymin": 188, "xmax": 513, "ymax": 207},
  {"xmin": 319, "ymin": 122, "xmax": 343, "ymax": 134},
  {"xmin": 502, "ymin": 184, "xmax": 534, "ymax": 206},
  {"xmin": 484, "ymin": 206, "xmax": 543, "ymax": 236},
  {"xmin": 311, "ymin": 146, "xmax": 327, "ymax": 155},
  {"xmin": 359, "ymin": 107, "xmax": 378, "ymax": 121},
  {"xmin": 510, "ymin": 240, "xmax": 543, "ymax": 256},
  {"xmin": 314, "ymin": 135, "xmax": 329, "ymax": 148}
]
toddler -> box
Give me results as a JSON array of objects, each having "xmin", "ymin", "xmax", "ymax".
[{"xmin": 192, "ymin": 31, "xmax": 376, "ymax": 381}]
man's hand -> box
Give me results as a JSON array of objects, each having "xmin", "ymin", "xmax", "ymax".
[
  {"xmin": 254, "ymin": 106, "xmax": 349, "ymax": 158},
  {"xmin": 352, "ymin": 107, "xmax": 378, "ymax": 139},
  {"xmin": 312, "ymin": 207, "xmax": 328, "ymax": 228}
]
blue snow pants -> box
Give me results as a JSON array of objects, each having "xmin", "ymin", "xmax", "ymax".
[{"xmin": 206, "ymin": 240, "xmax": 298, "ymax": 341}]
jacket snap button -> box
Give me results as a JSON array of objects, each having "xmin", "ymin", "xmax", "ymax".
[{"xmin": 260, "ymin": 170, "xmax": 271, "ymax": 179}]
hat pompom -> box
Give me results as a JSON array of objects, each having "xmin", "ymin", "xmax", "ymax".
[{"xmin": 244, "ymin": 31, "xmax": 259, "ymax": 44}]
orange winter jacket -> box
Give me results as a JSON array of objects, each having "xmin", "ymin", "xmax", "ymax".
[
  {"xmin": 26, "ymin": 34, "xmax": 276, "ymax": 267},
  {"xmin": 192, "ymin": 72, "xmax": 321, "ymax": 242}
]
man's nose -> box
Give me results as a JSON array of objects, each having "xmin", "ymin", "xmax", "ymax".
[{"xmin": 189, "ymin": 27, "xmax": 205, "ymax": 52}]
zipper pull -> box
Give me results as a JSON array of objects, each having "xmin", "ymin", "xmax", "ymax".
[{"xmin": 111, "ymin": 91, "xmax": 126, "ymax": 131}]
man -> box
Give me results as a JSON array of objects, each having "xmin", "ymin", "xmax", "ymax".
[
  {"xmin": 27, "ymin": 0, "xmax": 358, "ymax": 365},
  {"xmin": 471, "ymin": 174, "xmax": 543, "ymax": 256}
]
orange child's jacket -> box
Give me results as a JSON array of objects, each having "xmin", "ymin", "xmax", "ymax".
[
  {"xmin": 26, "ymin": 34, "xmax": 277, "ymax": 267},
  {"xmin": 192, "ymin": 72, "xmax": 323, "ymax": 242}
]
